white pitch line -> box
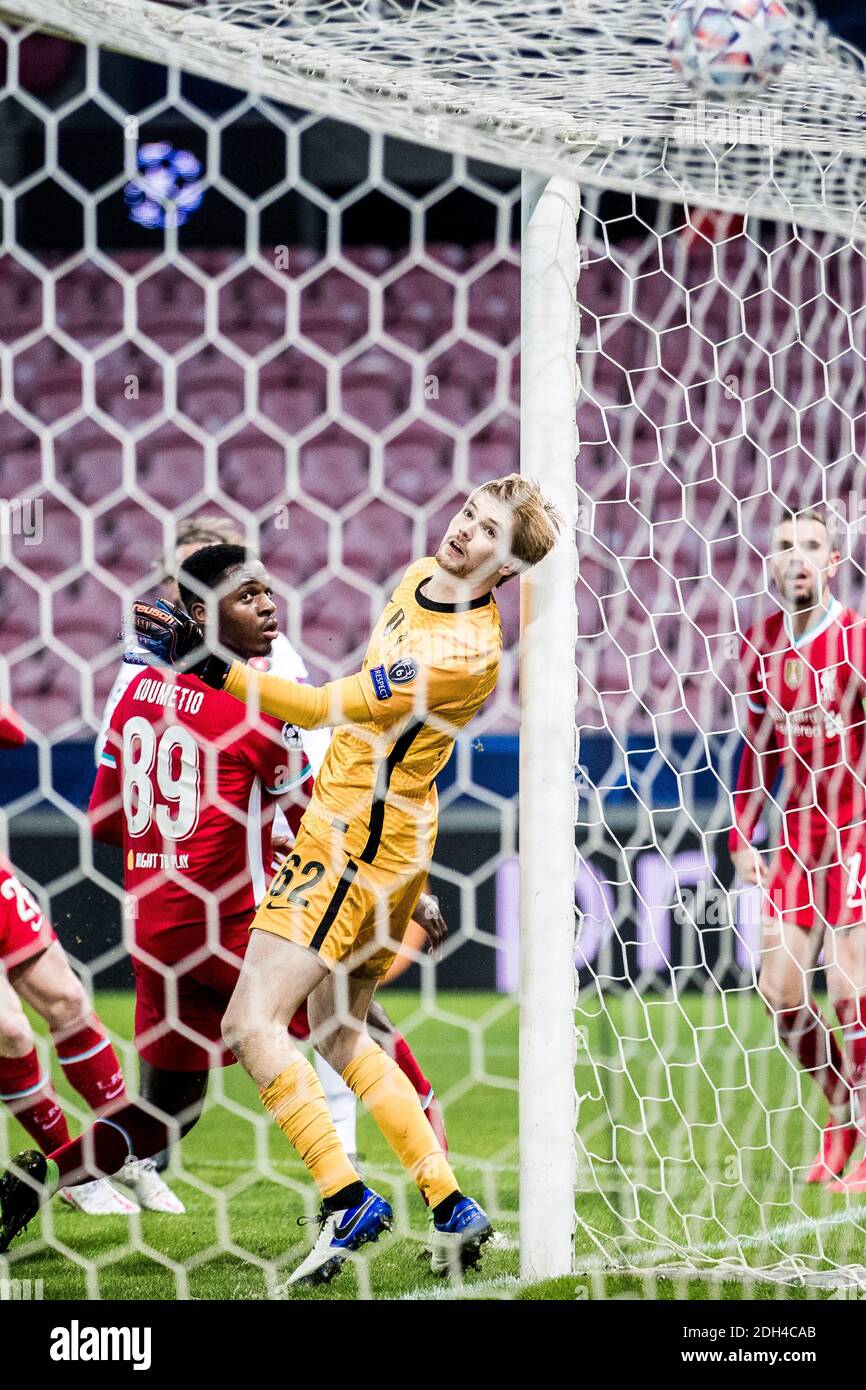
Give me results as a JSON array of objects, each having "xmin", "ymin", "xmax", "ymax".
[{"xmin": 401, "ymin": 1274, "xmax": 527, "ymax": 1301}]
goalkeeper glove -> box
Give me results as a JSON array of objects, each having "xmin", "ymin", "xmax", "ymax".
[{"xmin": 131, "ymin": 599, "xmax": 231, "ymax": 688}]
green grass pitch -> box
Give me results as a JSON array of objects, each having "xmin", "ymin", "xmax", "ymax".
[{"xmin": 1, "ymin": 988, "xmax": 864, "ymax": 1301}]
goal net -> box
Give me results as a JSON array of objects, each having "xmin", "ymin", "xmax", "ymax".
[{"xmin": 0, "ymin": 0, "xmax": 865, "ymax": 1301}]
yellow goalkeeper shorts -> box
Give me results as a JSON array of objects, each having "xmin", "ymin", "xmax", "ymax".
[{"xmin": 250, "ymin": 817, "xmax": 428, "ymax": 979}]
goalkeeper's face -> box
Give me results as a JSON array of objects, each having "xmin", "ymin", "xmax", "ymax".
[
  {"xmin": 435, "ymin": 494, "xmax": 516, "ymax": 586},
  {"xmin": 189, "ymin": 561, "xmax": 279, "ymax": 660},
  {"xmin": 769, "ymin": 517, "xmax": 840, "ymax": 611}
]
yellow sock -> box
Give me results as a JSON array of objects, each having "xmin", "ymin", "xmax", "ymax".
[
  {"xmin": 343, "ymin": 1042, "xmax": 458, "ymax": 1209},
  {"xmin": 260, "ymin": 1058, "xmax": 359, "ymax": 1200}
]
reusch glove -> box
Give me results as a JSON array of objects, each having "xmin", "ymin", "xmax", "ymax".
[{"xmin": 131, "ymin": 599, "xmax": 230, "ymax": 687}]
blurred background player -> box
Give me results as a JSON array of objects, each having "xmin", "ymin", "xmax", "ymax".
[
  {"xmin": 0, "ymin": 546, "xmax": 448, "ymax": 1254},
  {"xmin": 0, "ymin": 705, "xmax": 136, "ymax": 1217},
  {"xmin": 729, "ymin": 508, "xmax": 866, "ymax": 1190}
]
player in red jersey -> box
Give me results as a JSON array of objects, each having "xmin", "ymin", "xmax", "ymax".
[
  {"xmin": 0, "ymin": 546, "xmax": 446, "ymax": 1239},
  {"xmin": 729, "ymin": 508, "xmax": 866, "ymax": 1189},
  {"xmin": 0, "ymin": 705, "xmax": 136, "ymax": 1216}
]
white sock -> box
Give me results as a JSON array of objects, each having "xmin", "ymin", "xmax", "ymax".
[{"xmin": 315, "ymin": 1051, "xmax": 358, "ymax": 1156}]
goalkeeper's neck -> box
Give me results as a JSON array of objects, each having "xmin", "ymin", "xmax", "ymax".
[{"xmin": 422, "ymin": 565, "xmax": 501, "ymax": 608}]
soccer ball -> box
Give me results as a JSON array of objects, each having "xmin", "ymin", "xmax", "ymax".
[
  {"xmin": 667, "ymin": 0, "xmax": 794, "ymax": 97},
  {"xmin": 124, "ymin": 143, "xmax": 205, "ymax": 230}
]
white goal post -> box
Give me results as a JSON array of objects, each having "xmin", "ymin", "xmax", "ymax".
[{"xmin": 519, "ymin": 171, "xmax": 579, "ymax": 1280}]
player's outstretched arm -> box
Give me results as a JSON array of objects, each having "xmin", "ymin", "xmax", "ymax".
[
  {"xmin": 132, "ymin": 599, "xmax": 338, "ymax": 722},
  {"xmin": 132, "ymin": 599, "xmax": 434, "ymax": 728}
]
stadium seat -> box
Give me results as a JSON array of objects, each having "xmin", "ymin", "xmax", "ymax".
[
  {"xmin": 341, "ymin": 500, "xmax": 413, "ymax": 583},
  {"xmin": 257, "ymin": 245, "xmax": 319, "ymax": 280},
  {"xmin": 342, "ymin": 246, "xmax": 394, "ymax": 275},
  {"xmin": 137, "ymin": 449, "xmax": 206, "ymax": 510},
  {"xmin": 180, "ymin": 381, "xmax": 245, "ymax": 432},
  {"xmin": 300, "ymin": 439, "xmax": 369, "ymax": 508},
  {"xmin": 483, "ymin": 412, "xmax": 519, "ymax": 447},
  {"xmin": 51, "ymin": 575, "xmax": 122, "ymax": 660},
  {"xmin": 426, "ymin": 381, "xmax": 476, "ymax": 426},
  {"xmin": 138, "ymin": 271, "xmax": 205, "ymax": 327},
  {"xmin": 466, "ymin": 241, "xmax": 498, "ymax": 265},
  {"xmin": 220, "ymin": 449, "xmax": 287, "ymax": 513},
  {"xmin": 385, "ymin": 267, "xmax": 455, "ymax": 318},
  {"xmin": 95, "ymin": 388, "xmax": 164, "ymax": 430},
  {"xmin": 259, "ymin": 348, "xmax": 327, "ymax": 389},
  {"xmin": 11, "ymin": 497, "xmax": 80, "ymax": 577},
  {"xmin": 0, "ymin": 571, "xmax": 40, "ymax": 653},
  {"xmin": 340, "ymin": 382, "xmax": 402, "ymax": 431},
  {"xmin": 260, "ymin": 503, "xmax": 329, "ymax": 587},
  {"xmin": 385, "ymin": 319, "xmax": 445, "ymax": 351},
  {"xmin": 58, "ymin": 440, "xmax": 124, "ymax": 506},
  {"xmin": 142, "ymin": 319, "xmax": 205, "ymax": 355},
  {"xmin": 384, "ymin": 439, "xmax": 452, "ymax": 505},
  {"xmin": 0, "ymin": 412, "xmax": 36, "ymax": 451},
  {"xmin": 10, "ymin": 651, "xmax": 82, "ymax": 732},
  {"xmin": 13, "ymin": 337, "xmax": 79, "ymax": 393},
  {"xmin": 259, "ymin": 383, "xmax": 325, "ymax": 432},
  {"xmin": 301, "ymin": 579, "xmax": 372, "ymax": 662},
  {"xmin": 191, "ymin": 250, "xmax": 241, "ymax": 277},
  {"xmin": 426, "ymin": 242, "xmax": 467, "ymax": 271},
  {"xmin": 0, "ymin": 276, "xmax": 43, "ymax": 343},
  {"xmin": 468, "ymin": 439, "xmax": 518, "ymax": 486},
  {"xmin": 56, "ymin": 274, "xmax": 123, "ymax": 344},
  {"xmin": 0, "ymin": 447, "xmax": 42, "ymax": 495},
  {"xmin": 468, "ymin": 265, "xmax": 518, "ymax": 337},
  {"xmin": 96, "ymin": 501, "xmax": 163, "ymax": 585},
  {"xmin": 219, "ymin": 422, "xmax": 284, "ymax": 465},
  {"xmin": 226, "ymin": 326, "xmax": 276, "ymax": 358},
  {"xmin": 442, "ymin": 343, "xmax": 499, "ymax": 395},
  {"xmin": 343, "ymin": 347, "xmax": 412, "ymax": 400},
  {"xmin": 113, "ymin": 250, "xmax": 159, "ymax": 275}
]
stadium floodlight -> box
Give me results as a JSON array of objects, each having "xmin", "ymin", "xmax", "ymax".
[{"xmin": 1, "ymin": 0, "xmax": 866, "ymax": 1297}]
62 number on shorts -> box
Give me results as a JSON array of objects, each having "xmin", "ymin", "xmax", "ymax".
[
  {"xmin": 269, "ymin": 853, "xmax": 325, "ymax": 908},
  {"xmin": 122, "ymin": 717, "xmax": 200, "ymax": 840}
]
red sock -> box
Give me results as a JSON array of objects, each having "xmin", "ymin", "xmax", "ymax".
[
  {"xmin": 835, "ymin": 997, "xmax": 866, "ymax": 1100},
  {"xmin": 52, "ymin": 1018, "xmax": 126, "ymax": 1116},
  {"xmin": 49, "ymin": 1101, "xmax": 172, "ymax": 1187},
  {"xmin": 776, "ymin": 1002, "xmax": 849, "ymax": 1112},
  {"xmin": 0, "ymin": 1049, "xmax": 71, "ymax": 1152},
  {"xmin": 392, "ymin": 1031, "xmax": 448, "ymax": 1152},
  {"xmin": 392, "ymin": 1031, "xmax": 432, "ymax": 1102}
]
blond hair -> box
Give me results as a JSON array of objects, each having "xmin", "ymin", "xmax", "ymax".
[
  {"xmin": 165, "ymin": 514, "xmax": 244, "ymax": 575},
  {"xmin": 175, "ymin": 515, "xmax": 244, "ymax": 549},
  {"xmin": 471, "ymin": 474, "xmax": 563, "ymax": 583}
]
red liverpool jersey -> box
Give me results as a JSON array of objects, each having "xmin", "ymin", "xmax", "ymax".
[
  {"xmin": 90, "ymin": 667, "xmax": 311, "ymax": 959},
  {"xmin": 0, "ymin": 704, "xmax": 25, "ymax": 749},
  {"xmin": 729, "ymin": 596, "xmax": 866, "ymax": 853}
]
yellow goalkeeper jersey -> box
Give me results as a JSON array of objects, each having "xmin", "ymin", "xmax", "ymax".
[
  {"xmin": 308, "ymin": 557, "xmax": 502, "ymax": 867},
  {"xmin": 222, "ymin": 558, "xmax": 502, "ymax": 867},
  {"xmin": 308, "ymin": 556, "xmax": 500, "ymax": 861}
]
